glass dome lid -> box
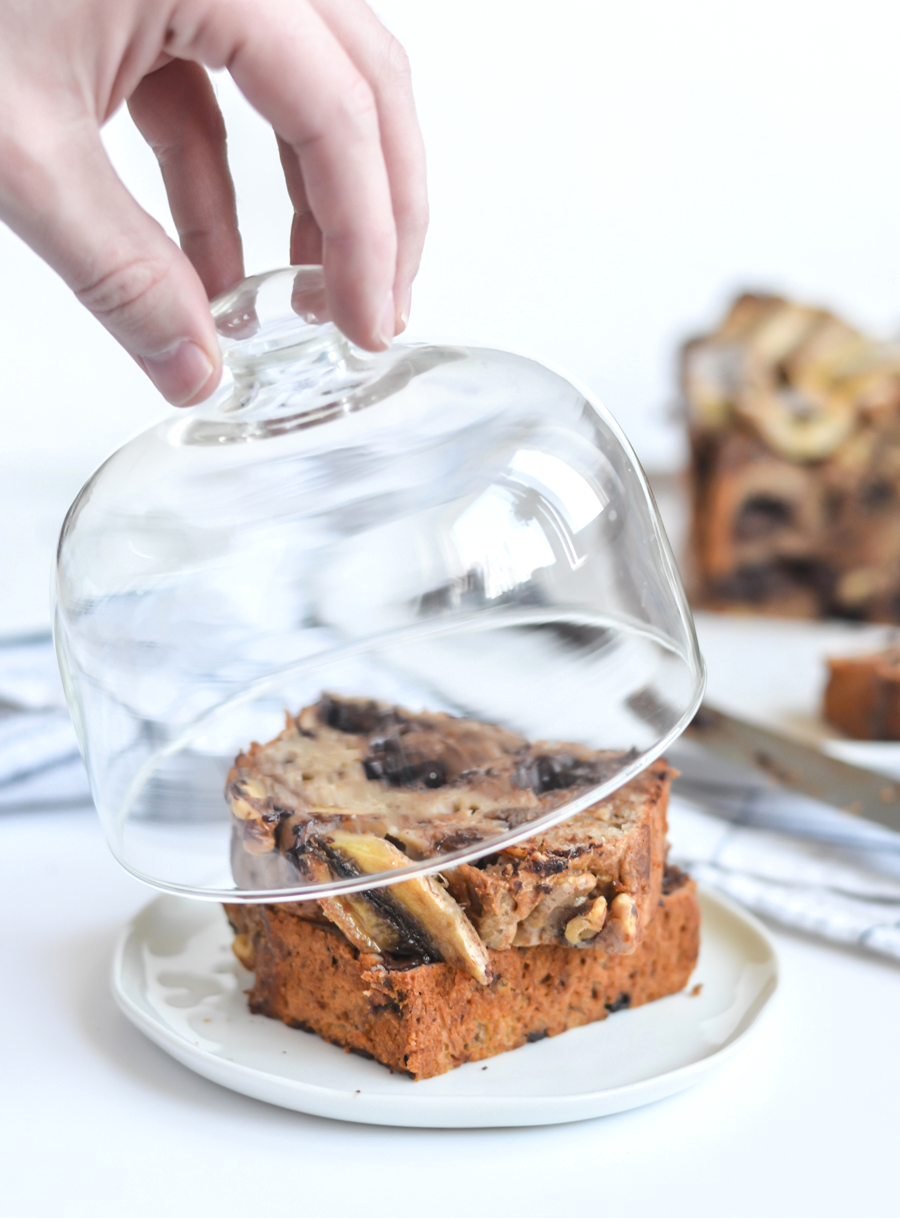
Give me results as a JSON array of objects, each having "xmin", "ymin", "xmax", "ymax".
[{"xmin": 54, "ymin": 266, "xmax": 704, "ymax": 905}]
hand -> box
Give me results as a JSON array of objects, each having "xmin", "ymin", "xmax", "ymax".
[{"xmin": 0, "ymin": 0, "xmax": 427, "ymax": 404}]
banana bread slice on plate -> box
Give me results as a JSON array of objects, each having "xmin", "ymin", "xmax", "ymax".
[
  {"xmin": 222, "ymin": 695, "xmax": 690, "ymax": 1078},
  {"xmin": 113, "ymin": 881, "xmax": 775, "ymax": 1124}
]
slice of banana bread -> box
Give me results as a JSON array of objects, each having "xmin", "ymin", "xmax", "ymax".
[
  {"xmin": 226, "ymin": 695, "xmax": 672, "ymax": 980},
  {"xmin": 824, "ymin": 647, "xmax": 900, "ymax": 738},
  {"xmin": 225, "ymin": 866, "xmax": 700, "ymax": 1080}
]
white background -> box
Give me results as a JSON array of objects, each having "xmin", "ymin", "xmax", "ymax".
[{"xmin": 3, "ymin": 0, "xmax": 900, "ymax": 627}]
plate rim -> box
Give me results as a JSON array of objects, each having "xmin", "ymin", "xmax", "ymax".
[{"xmin": 111, "ymin": 884, "xmax": 779, "ymax": 1128}]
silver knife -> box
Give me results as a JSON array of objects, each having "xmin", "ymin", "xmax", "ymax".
[{"xmin": 673, "ymin": 703, "xmax": 900, "ymax": 833}]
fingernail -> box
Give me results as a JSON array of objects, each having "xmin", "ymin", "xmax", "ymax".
[
  {"xmin": 397, "ymin": 287, "xmax": 412, "ymax": 334},
  {"xmin": 142, "ymin": 340, "xmax": 215, "ymax": 406},
  {"xmin": 379, "ymin": 292, "xmax": 396, "ymax": 348}
]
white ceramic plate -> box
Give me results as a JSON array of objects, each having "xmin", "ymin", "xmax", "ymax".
[{"xmin": 112, "ymin": 886, "xmax": 778, "ymax": 1128}]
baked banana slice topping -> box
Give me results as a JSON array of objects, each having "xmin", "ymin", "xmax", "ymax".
[
  {"xmin": 296, "ymin": 829, "xmax": 492, "ymax": 985},
  {"xmin": 735, "ymin": 388, "xmax": 857, "ymax": 462}
]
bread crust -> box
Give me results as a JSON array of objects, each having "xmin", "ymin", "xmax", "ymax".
[
  {"xmin": 224, "ymin": 869, "xmax": 699, "ymax": 1080},
  {"xmin": 824, "ymin": 649, "xmax": 900, "ymax": 739}
]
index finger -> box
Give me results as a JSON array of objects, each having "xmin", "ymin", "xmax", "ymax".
[
  {"xmin": 187, "ymin": 0, "xmax": 397, "ymax": 350},
  {"xmin": 308, "ymin": 0, "xmax": 428, "ymax": 333}
]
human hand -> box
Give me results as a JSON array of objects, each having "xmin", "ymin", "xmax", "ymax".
[{"xmin": 0, "ymin": 0, "xmax": 427, "ymax": 404}]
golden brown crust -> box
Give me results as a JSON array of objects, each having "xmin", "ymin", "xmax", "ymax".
[{"xmin": 224, "ymin": 870, "xmax": 700, "ymax": 1080}]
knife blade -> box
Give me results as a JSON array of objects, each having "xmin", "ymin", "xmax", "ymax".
[{"xmin": 675, "ymin": 703, "xmax": 900, "ymax": 833}]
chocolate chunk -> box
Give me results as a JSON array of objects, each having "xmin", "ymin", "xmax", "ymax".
[
  {"xmin": 734, "ymin": 494, "xmax": 794, "ymax": 540},
  {"xmin": 604, "ymin": 991, "xmax": 631, "ymax": 1014},
  {"xmin": 434, "ymin": 830, "xmax": 484, "ymax": 854},
  {"xmin": 404, "ymin": 760, "xmax": 447, "ymax": 788},
  {"xmin": 318, "ymin": 694, "xmax": 404, "ymax": 736},
  {"xmin": 526, "ymin": 753, "xmax": 606, "ymax": 795},
  {"xmin": 662, "ymin": 864, "xmax": 688, "ymax": 895},
  {"xmin": 362, "ymin": 756, "xmax": 387, "ymax": 780},
  {"xmin": 363, "ymin": 737, "xmax": 447, "ymax": 789}
]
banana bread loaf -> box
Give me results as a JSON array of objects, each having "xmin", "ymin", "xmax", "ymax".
[
  {"xmin": 227, "ymin": 695, "xmax": 672, "ymax": 980},
  {"xmin": 684, "ymin": 293, "xmax": 900, "ymax": 621}
]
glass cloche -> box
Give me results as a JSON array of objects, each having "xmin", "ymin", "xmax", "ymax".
[{"xmin": 54, "ymin": 266, "xmax": 704, "ymax": 903}]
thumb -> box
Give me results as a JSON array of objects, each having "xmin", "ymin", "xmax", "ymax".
[{"xmin": 0, "ymin": 118, "xmax": 221, "ymax": 406}]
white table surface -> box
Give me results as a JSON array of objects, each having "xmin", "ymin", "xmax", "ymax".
[{"xmin": 2, "ymin": 800, "xmax": 898, "ymax": 1217}]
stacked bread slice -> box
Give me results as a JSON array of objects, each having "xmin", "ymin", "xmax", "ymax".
[{"xmin": 224, "ymin": 695, "xmax": 699, "ymax": 1079}]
